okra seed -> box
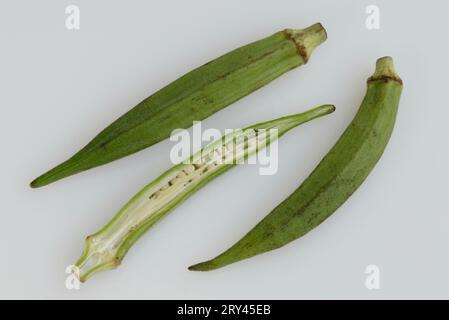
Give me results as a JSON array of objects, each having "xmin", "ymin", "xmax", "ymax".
[
  {"xmin": 184, "ymin": 165, "xmax": 195, "ymax": 173},
  {"xmin": 176, "ymin": 171, "xmax": 187, "ymax": 178},
  {"xmin": 193, "ymin": 163, "xmax": 203, "ymax": 169}
]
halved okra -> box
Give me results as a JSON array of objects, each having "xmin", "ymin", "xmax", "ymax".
[{"xmin": 74, "ymin": 104, "xmax": 335, "ymax": 282}]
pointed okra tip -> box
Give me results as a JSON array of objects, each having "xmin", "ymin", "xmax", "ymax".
[
  {"xmin": 29, "ymin": 177, "xmax": 42, "ymax": 188},
  {"xmin": 30, "ymin": 166, "xmax": 67, "ymax": 188},
  {"xmin": 369, "ymin": 56, "xmax": 402, "ymax": 84},
  {"xmin": 188, "ymin": 260, "xmax": 220, "ymax": 272},
  {"xmin": 30, "ymin": 170, "xmax": 57, "ymax": 188}
]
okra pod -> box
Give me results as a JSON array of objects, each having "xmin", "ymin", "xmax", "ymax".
[
  {"xmin": 73, "ymin": 104, "xmax": 335, "ymax": 282},
  {"xmin": 189, "ymin": 57, "xmax": 402, "ymax": 271},
  {"xmin": 31, "ymin": 23, "xmax": 327, "ymax": 188}
]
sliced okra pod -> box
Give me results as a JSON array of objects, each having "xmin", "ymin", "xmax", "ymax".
[{"xmin": 74, "ymin": 104, "xmax": 335, "ymax": 282}]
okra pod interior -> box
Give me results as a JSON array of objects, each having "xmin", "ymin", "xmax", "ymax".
[{"xmin": 73, "ymin": 104, "xmax": 335, "ymax": 282}]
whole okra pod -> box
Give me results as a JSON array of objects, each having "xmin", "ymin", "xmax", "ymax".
[
  {"xmin": 31, "ymin": 23, "xmax": 327, "ymax": 188},
  {"xmin": 189, "ymin": 57, "xmax": 403, "ymax": 271}
]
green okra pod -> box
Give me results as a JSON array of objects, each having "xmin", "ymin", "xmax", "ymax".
[
  {"xmin": 31, "ymin": 23, "xmax": 327, "ymax": 188},
  {"xmin": 189, "ymin": 57, "xmax": 403, "ymax": 271},
  {"xmin": 73, "ymin": 104, "xmax": 335, "ymax": 282}
]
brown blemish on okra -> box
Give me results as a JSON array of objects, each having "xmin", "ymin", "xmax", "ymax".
[
  {"xmin": 369, "ymin": 75, "xmax": 403, "ymax": 84},
  {"xmin": 284, "ymin": 23, "xmax": 327, "ymax": 62},
  {"xmin": 368, "ymin": 56, "xmax": 403, "ymax": 84}
]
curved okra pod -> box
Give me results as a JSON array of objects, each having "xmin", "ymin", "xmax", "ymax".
[
  {"xmin": 189, "ymin": 57, "xmax": 403, "ymax": 271},
  {"xmin": 74, "ymin": 104, "xmax": 335, "ymax": 282},
  {"xmin": 31, "ymin": 23, "xmax": 327, "ymax": 188}
]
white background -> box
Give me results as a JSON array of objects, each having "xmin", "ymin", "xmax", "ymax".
[{"xmin": 0, "ymin": 0, "xmax": 448, "ymax": 299}]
